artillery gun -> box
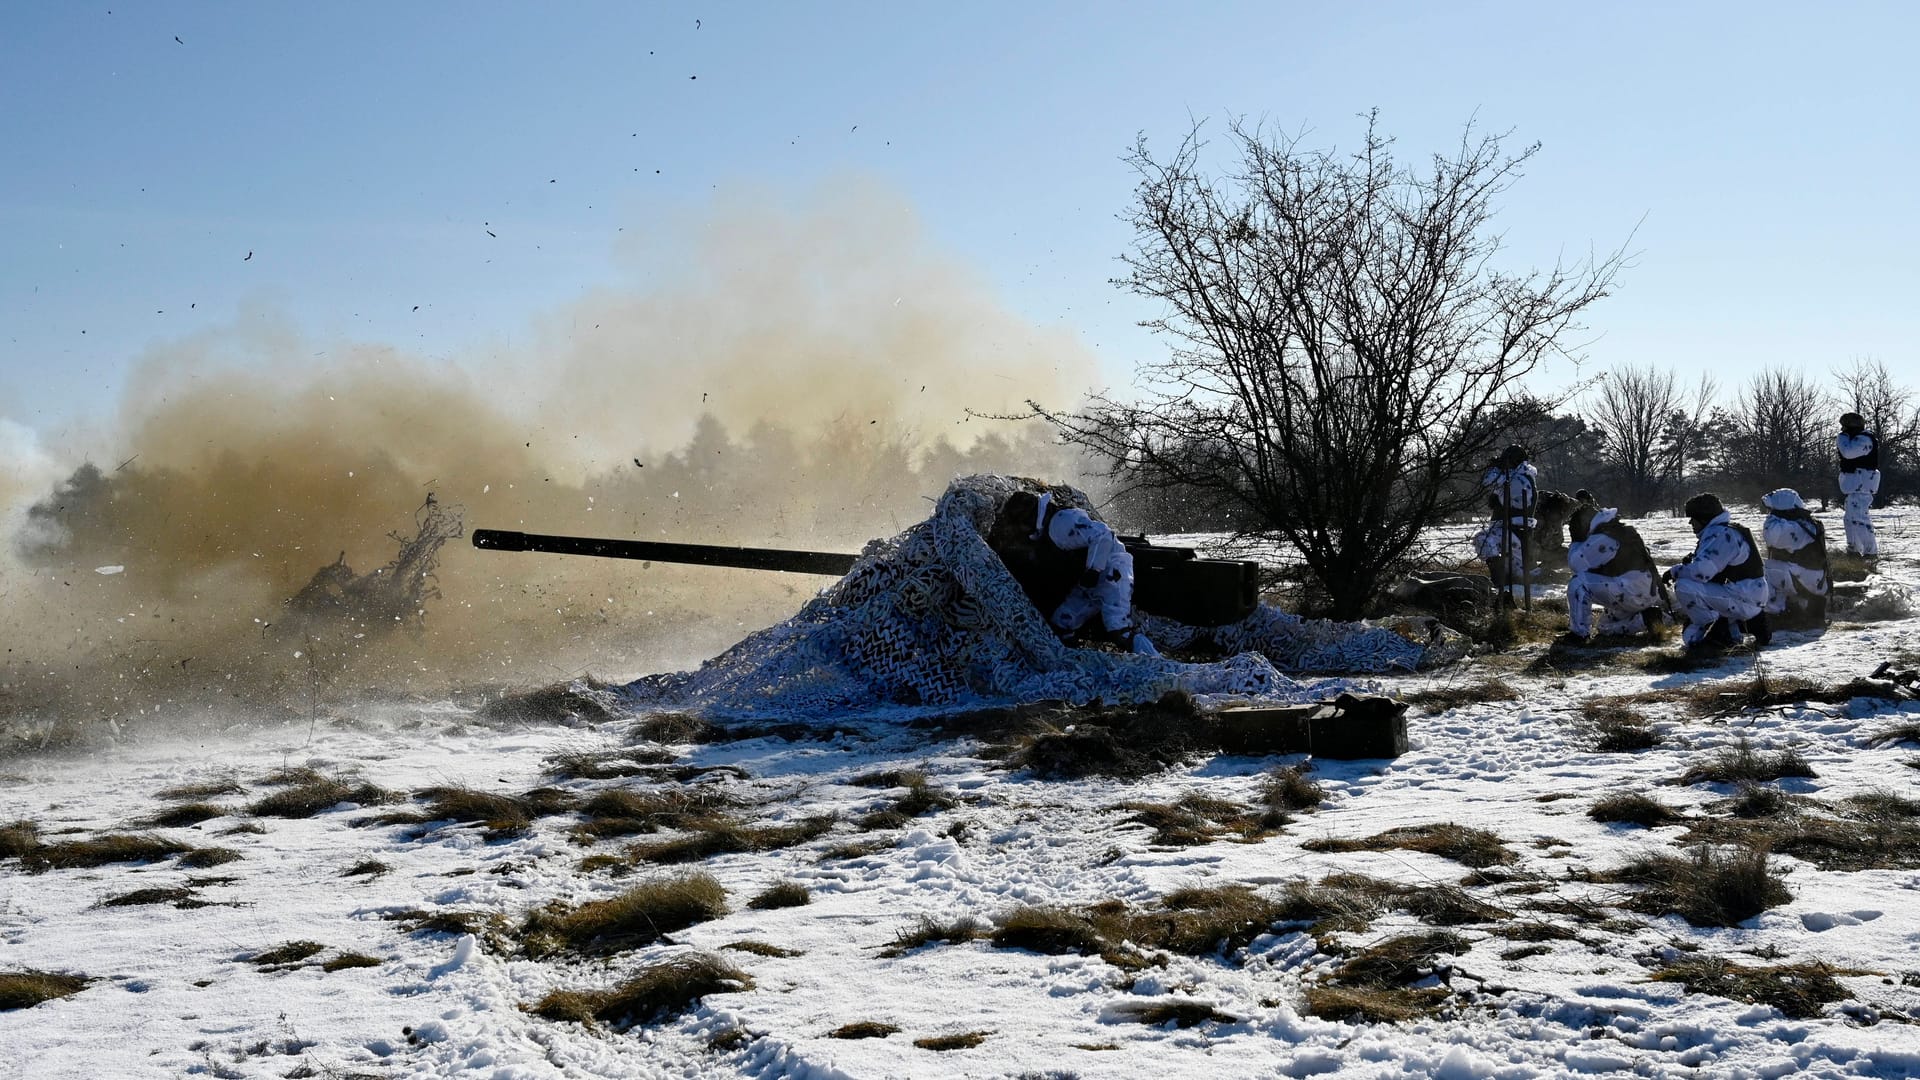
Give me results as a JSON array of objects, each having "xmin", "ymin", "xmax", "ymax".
[{"xmin": 471, "ymin": 527, "xmax": 1261, "ymax": 627}]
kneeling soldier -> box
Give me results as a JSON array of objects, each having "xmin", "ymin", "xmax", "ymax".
[
  {"xmin": 1566, "ymin": 505, "xmax": 1663, "ymax": 640},
  {"xmin": 1667, "ymin": 493, "xmax": 1772, "ymax": 650},
  {"xmin": 1760, "ymin": 487, "xmax": 1829, "ymax": 629}
]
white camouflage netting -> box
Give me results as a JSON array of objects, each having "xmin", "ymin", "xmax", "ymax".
[{"xmin": 620, "ymin": 474, "xmax": 1430, "ymax": 721}]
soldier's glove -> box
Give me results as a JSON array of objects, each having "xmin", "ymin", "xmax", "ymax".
[
  {"xmin": 1079, "ymin": 567, "xmax": 1101, "ymax": 588},
  {"xmin": 1661, "ymin": 568, "xmax": 1677, "ymax": 584}
]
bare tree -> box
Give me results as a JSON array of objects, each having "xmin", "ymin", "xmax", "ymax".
[
  {"xmin": 1035, "ymin": 114, "xmax": 1626, "ymax": 618},
  {"xmin": 1833, "ymin": 357, "xmax": 1918, "ymax": 499},
  {"xmin": 1714, "ymin": 368, "xmax": 1832, "ymax": 500},
  {"xmin": 1586, "ymin": 366, "xmax": 1717, "ymax": 513}
]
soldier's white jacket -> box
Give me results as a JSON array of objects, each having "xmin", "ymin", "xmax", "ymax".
[
  {"xmin": 1673, "ymin": 512, "xmax": 1756, "ymax": 584},
  {"xmin": 1567, "ymin": 508, "xmax": 1623, "ymax": 575},
  {"xmin": 1762, "ymin": 513, "xmax": 1821, "ymax": 555}
]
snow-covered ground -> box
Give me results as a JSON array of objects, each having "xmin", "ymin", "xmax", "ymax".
[{"xmin": 7, "ymin": 508, "xmax": 1920, "ymax": 1079}]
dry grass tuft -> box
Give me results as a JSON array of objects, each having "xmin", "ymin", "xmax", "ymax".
[
  {"xmin": 1603, "ymin": 845, "xmax": 1791, "ymax": 927},
  {"xmin": 320, "ymin": 953, "xmax": 382, "ymax": 972},
  {"xmin": 1271, "ymin": 877, "xmax": 1386, "ymax": 934},
  {"xmin": 22, "ymin": 832, "xmax": 191, "ymax": 872},
  {"xmin": 251, "ymin": 941, "xmax": 327, "ymax": 968},
  {"xmin": 849, "ymin": 768, "xmax": 926, "ymax": 789},
  {"xmin": 1119, "ymin": 793, "xmax": 1287, "ymax": 847},
  {"xmin": 818, "ymin": 838, "xmax": 893, "ymax": 862},
  {"xmin": 1303, "ymin": 822, "xmax": 1515, "ymax": 868},
  {"xmin": 857, "ymin": 779, "xmax": 959, "ymax": 831},
  {"xmin": 1676, "ymin": 738, "xmax": 1816, "ymax": 786},
  {"xmin": 913, "ymin": 1031, "xmax": 990, "ymax": 1051},
  {"xmin": 1302, "ymin": 931, "xmax": 1471, "ymax": 1023},
  {"xmin": 881, "ymin": 913, "xmax": 989, "ymax": 957},
  {"xmin": 101, "ymin": 886, "xmax": 196, "ymax": 907},
  {"xmin": 156, "ymin": 779, "xmax": 245, "ymax": 801},
  {"xmin": 721, "ymin": 940, "xmax": 802, "ymax": 958},
  {"xmin": 343, "ymin": 859, "xmax": 390, "ymax": 878},
  {"xmin": 746, "ymin": 880, "xmax": 810, "ymax": 910},
  {"xmin": 176, "ymin": 847, "xmax": 240, "ymax": 869},
  {"xmin": 627, "ymin": 711, "xmax": 724, "ymax": 745},
  {"xmin": 625, "ymin": 815, "xmax": 834, "ymax": 865},
  {"xmin": 0, "ymin": 820, "xmax": 41, "ymax": 862},
  {"xmin": 1497, "ymin": 920, "xmax": 1578, "ymax": 942},
  {"xmin": 997, "ymin": 692, "xmax": 1212, "ymax": 780},
  {"xmin": 1110, "ymin": 1000, "xmax": 1237, "ymax": 1027},
  {"xmin": 1261, "ymin": 765, "xmax": 1325, "ymax": 813},
  {"xmin": 1869, "ymin": 722, "xmax": 1920, "ymax": 747},
  {"xmin": 828, "ymin": 1021, "xmax": 899, "ymax": 1039},
  {"xmin": 1402, "ymin": 678, "xmax": 1520, "ymax": 711},
  {"xmin": 545, "ymin": 747, "xmax": 678, "ymax": 780},
  {"xmin": 521, "ymin": 872, "xmax": 727, "ymax": 956},
  {"xmin": 475, "ymin": 680, "xmax": 621, "ymax": 727},
  {"xmin": 384, "ymin": 908, "xmax": 512, "ymax": 950},
  {"xmin": 527, "ymin": 952, "xmax": 751, "ymax": 1029},
  {"xmin": 250, "ymin": 775, "xmax": 399, "ymax": 819},
  {"xmin": 1651, "ymin": 956, "xmax": 1856, "ymax": 1019},
  {"xmin": 0, "ymin": 970, "xmax": 90, "ymax": 1011},
  {"xmin": 570, "ymin": 788, "xmax": 735, "ymax": 841},
  {"xmin": 990, "ymin": 905, "xmax": 1151, "ymax": 970},
  {"xmin": 1589, "ymin": 792, "xmax": 1685, "ymax": 828},
  {"xmin": 1144, "ymin": 885, "xmax": 1291, "ymax": 955},
  {"xmin": 1582, "ymin": 699, "xmax": 1663, "ymax": 752},
  {"xmin": 138, "ymin": 803, "xmax": 227, "ymax": 828},
  {"xmin": 387, "ymin": 786, "xmax": 579, "ymax": 840}
]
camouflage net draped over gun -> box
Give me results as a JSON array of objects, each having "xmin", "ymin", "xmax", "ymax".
[{"xmin": 620, "ymin": 475, "xmax": 1429, "ymax": 722}]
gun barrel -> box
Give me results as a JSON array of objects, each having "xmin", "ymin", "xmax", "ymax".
[{"xmin": 472, "ymin": 529, "xmax": 859, "ymax": 576}]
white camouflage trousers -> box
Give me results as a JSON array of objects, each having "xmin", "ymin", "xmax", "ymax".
[
  {"xmin": 1763, "ymin": 560, "xmax": 1828, "ymax": 616},
  {"xmin": 1839, "ymin": 469, "xmax": 1880, "ymax": 556},
  {"xmin": 1672, "ymin": 577, "xmax": 1770, "ymax": 646},
  {"xmin": 1568, "ymin": 570, "xmax": 1660, "ymax": 637},
  {"xmin": 1049, "ymin": 548, "xmax": 1137, "ymax": 635}
]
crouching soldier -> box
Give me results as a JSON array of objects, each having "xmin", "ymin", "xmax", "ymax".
[
  {"xmin": 1666, "ymin": 493, "xmax": 1772, "ymax": 650},
  {"xmin": 1565, "ymin": 505, "xmax": 1664, "ymax": 640},
  {"xmin": 1028, "ymin": 492, "xmax": 1158, "ymax": 656},
  {"xmin": 1760, "ymin": 487, "xmax": 1829, "ymax": 629}
]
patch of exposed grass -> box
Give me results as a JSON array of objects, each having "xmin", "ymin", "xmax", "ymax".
[
  {"xmin": 250, "ymin": 941, "xmax": 327, "ymax": 968},
  {"xmin": 1676, "ymin": 738, "xmax": 1816, "ymax": 786},
  {"xmin": 857, "ymin": 780, "xmax": 959, "ymax": 831},
  {"xmin": 818, "ymin": 838, "xmax": 893, "ymax": 861},
  {"xmin": 1271, "ymin": 877, "xmax": 1385, "ymax": 934},
  {"xmin": 881, "ymin": 913, "xmax": 989, "ymax": 957},
  {"xmin": 0, "ymin": 970, "xmax": 90, "ymax": 1011},
  {"xmin": 22, "ymin": 832, "xmax": 191, "ymax": 872},
  {"xmin": 1302, "ymin": 823, "xmax": 1515, "ymax": 868},
  {"xmin": 343, "ymin": 859, "xmax": 390, "ymax": 879},
  {"xmin": 913, "ymin": 1031, "xmax": 989, "ymax": 1051},
  {"xmin": 384, "ymin": 908, "xmax": 511, "ymax": 950},
  {"xmin": 849, "ymin": 767, "xmax": 927, "ymax": 789},
  {"xmin": 1476, "ymin": 607, "xmax": 1566, "ymax": 650},
  {"xmin": 1402, "ymin": 678, "xmax": 1520, "ymax": 711},
  {"xmin": 475, "ymin": 680, "xmax": 621, "ymax": 727},
  {"xmin": 1497, "ymin": 920, "xmax": 1578, "ymax": 942},
  {"xmin": 828, "ymin": 1021, "xmax": 899, "ymax": 1039},
  {"xmin": 527, "ymin": 952, "xmax": 751, "ymax": 1029},
  {"xmin": 320, "ymin": 953, "xmax": 382, "ymax": 972},
  {"xmin": 1261, "ymin": 765, "xmax": 1325, "ymax": 813},
  {"xmin": 625, "ymin": 815, "xmax": 834, "ymax": 864},
  {"xmin": 521, "ymin": 872, "xmax": 727, "ymax": 957},
  {"xmin": 1869, "ymin": 722, "xmax": 1920, "ymax": 747},
  {"xmin": 721, "ymin": 940, "xmax": 802, "ymax": 958},
  {"xmin": 1119, "ymin": 792, "xmax": 1287, "ymax": 847},
  {"xmin": 156, "ymin": 779, "xmax": 245, "ymax": 801},
  {"xmin": 1109, "ymin": 1000, "xmax": 1237, "ymax": 1027},
  {"xmin": 569, "ymin": 788, "xmax": 735, "ymax": 841},
  {"xmin": 1683, "ymin": 806, "xmax": 1920, "ymax": 872},
  {"xmin": 1302, "ymin": 931, "xmax": 1471, "ymax": 1023},
  {"xmin": 1502, "ymin": 944, "xmax": 1554, "ymax": 961},
  {"xmin": 101, "ymin": 886, "xmax": 196, "ymax": 907},
  {"xmin": 997, "ymin": 692, "xmax": 1212, "ymax": 780},
  {"xmin": 1581, "ymin": 699, "xmax": 1662, "ymax": 752},
  {"xmin": 1651, "ymin": 956, "xmax": 1856, "ymax": 1019},
  {"xmin": 1590, "ymin": 792, "xmax": 1685, "ymax": 828},
  {"xmin": 138, "ymin": 802, "xmax": 226, "ymax": 828},
  {"xmin": 219, "ymin": 822, "xmax": 267, "ymax": 836},
  {"xmin": 545, "ymin": 746, "xmax": 678, "ymax": 780},
  {"xmin": 991, "ymin": 905, "xmax": 1152, "ymax": 970},
  {"xmin": 1829, "ymin": 552, "xmax": 1874, "ymax": 582},
  {"xmin": 1144, "ymin": 885, "xmax": 1290, "ymax": 955},
  {"xmin": 1603, "ymin": 845, "xmax": 1791, "ymax": 927},
  {"xmin": 747, "ymin": 880, "xmax": 810, "ymax": 910},
  {"xmin": 0, "ymin": 820, "xmax": 41, "ymax": 862},
  {"xmin": 1722, "ymin": 783, "xmax": 1793, "ymax": 818},
  {"xmin": 250, "ymin": 775, "xmax": 398, "ymax": 819},
  {"xmin": 627, "ymin": 711, "xmax": 725, "ymax": 744},
  {"xmin": 177, "ymin": 847, "xmax": 240, "ymax": 869},
  {"xmin": 385, "ymin": 786, "xmax": 578, "ymax": 840}
]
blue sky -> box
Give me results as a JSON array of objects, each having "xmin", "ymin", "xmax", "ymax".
[{"xmin": 3, "ymin": 1, "xmax": 1916, "ymax": 441}]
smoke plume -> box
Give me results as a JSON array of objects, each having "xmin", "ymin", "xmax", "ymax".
[{"xmin": 0, "ymin": 183, "xmax": 1098, "ymax": 749}]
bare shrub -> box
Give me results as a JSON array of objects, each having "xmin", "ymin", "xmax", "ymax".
[{"xmin": 1604, "ymin": 845, "xmax": 1791, "ymax": 927}]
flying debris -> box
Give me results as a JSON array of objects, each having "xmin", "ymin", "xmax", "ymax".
[
  {"xmin": 173, "ymin": 35, "xmax": 182, "ymax": 44},
  {"xmin": 243, "ymin": 251, "xmax": 252, "ymax": 261}
]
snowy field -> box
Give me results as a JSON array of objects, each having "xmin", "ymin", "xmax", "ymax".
[{"xmin": 7, "ymin": 508, "xmax": 1920, "ymax": 1079}]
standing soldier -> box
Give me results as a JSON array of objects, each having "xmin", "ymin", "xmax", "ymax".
[
  {"xmin": 1473, "ymin": 444, "xmax": 1537, "ymax": 604},
  {"xmin": 1666, "ymin": 493, "xmax": 1772, "ymax": 650},
  {"xmin": 1837, "ymin": 412, "xmax": 1881, "ymax": 557},
  {"xmin": 1565, "ymin": 504, "xmax": 1664, "ymax": 641},
  {"xmin": 1759, "ymin": 487, "xmax": 1830, "ymax": 629}
]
